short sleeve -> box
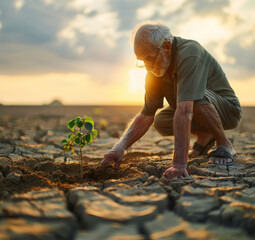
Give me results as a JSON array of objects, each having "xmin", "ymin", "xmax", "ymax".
[
  {"xmin": 141, "ymin": 72, "xmax": 164, "ymax": 115},
  {"xmin": 177, "ymin": 56, "xmax": 208, "ymax": 102}
]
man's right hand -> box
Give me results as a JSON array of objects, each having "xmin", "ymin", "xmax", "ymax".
[
  {"xmin": 101, "ymin": 113, "xmax": 154, "ymax": 170},
  {"xmin": 101, "ymin": 148, "xmax": 124, "ymax": 169}
]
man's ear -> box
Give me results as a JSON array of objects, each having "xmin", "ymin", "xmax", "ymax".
[{"xmin": 163, "ymin": 40, "xmax": 172, "ymax": 55}]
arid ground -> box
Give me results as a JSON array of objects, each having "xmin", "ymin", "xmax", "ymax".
[{"xmin": 0, "ymin": 105, "xmax": 254, "ymax": 239}]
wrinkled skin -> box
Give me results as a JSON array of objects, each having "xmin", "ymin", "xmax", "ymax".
[
  {"xmin": 163, "ymin": 166, "xmax": 189, "ymax": 179},
  {"xmin": 101, "ymin": 149, "xmax": 124, "ymax": 170}
]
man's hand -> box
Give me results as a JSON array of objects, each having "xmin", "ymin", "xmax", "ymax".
[
  {"xmin": 101, "ymin": 114, "xmax": 154, "ymax": 170},
  {"xmin": 101, "ymin": 148, "xmax": 124, "ymax": 169},
  {"xmin": 163, "ymin": 166, "xmax": 189, "ymax": 180}
]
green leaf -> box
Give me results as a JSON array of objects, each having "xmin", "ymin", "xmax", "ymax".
[
  {"xmin": 61, "ymin": 139, "xmax": 68, "ymax": 144},
  {"xmin": 92, "ymin": 129, "xmax": 98, "ymax": 138},
  {"xmin": 85, "ymin": 122, "xmax": 93, "ymax": 131},
  {"xmin": 85, "ymin": 133, "xmax": 92, "ymax": 143},
  {"xmin": 68, "ymin": 133, "xmax": 72, "ymax": 140},
  {"xmin": 80, "ymin": 139, "xmax": 86, "ymax": 147},
  {"xmin": 85, "ymin": 115, "xmax": 93, "ymax": 122},
  {"xmin": 85, "ymin": 115, "xmax": 94, "ymax": 129},
  {"xmin": 64, "ymin": 116, "xmax": 97, "ymax": 151},
  {"xmin": 77, "ymin": 120, "xmax": 83, "ymax": 128},
  {"xmin": 77, "ymin": 131, "xmax": 83, "ymax": 138},
  {"xmin": 68, "ymin": 119, "xmax": 76, "ymax": 131}
]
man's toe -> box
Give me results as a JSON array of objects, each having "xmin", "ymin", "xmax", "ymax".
[
  {"xmin": 209, "ymin": 155, "xmax": 235, "ymax": 165},
  {"xmin": 227, "ymin": 158, "xmax": 233, "ymax": 164},
  {"xmin": 218, "ymin": 157, "xmax": 234, "ymax": 165}
]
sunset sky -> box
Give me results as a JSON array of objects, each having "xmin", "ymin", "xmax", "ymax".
[{"xmin": 0, "ymin": 0, "xmax": 254, "ymax": 106}]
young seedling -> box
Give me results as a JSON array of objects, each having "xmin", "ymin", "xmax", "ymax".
[{"xmin": 61, "ymin": 116, "xmax": 98, "ymax": 177}]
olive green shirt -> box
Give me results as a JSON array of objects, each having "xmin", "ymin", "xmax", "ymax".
[{"xmin": 142, "ymin": 36, "xmax": 238, "ymax": 115}]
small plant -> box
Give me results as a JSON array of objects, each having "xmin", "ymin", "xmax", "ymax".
[{"xmin": 61, "ymin": 116, "xmax": 98, "ymax": 177}]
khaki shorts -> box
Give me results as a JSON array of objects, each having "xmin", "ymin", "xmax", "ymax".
[{"xmin": 154, "ymin": 89, "xmax": 242, "ymax": 136}]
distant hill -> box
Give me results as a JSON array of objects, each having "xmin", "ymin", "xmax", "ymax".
[{"xmin": 48, "ymin": 99, "xmax": 64, "ymax": 106}]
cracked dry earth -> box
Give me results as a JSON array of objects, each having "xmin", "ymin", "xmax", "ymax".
[{"xmin": 0, "ymin": 105, "xmax": 255, "ymax": 240}]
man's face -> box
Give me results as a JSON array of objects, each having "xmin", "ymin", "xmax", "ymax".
[{"xmin": 135, "ymin": 40, "xmax": 171, "ymax": 77}]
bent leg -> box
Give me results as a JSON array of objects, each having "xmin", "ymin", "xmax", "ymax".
[
  {"xmin": 154, "ymin": 95, "xmax": 241, "ymax": 165},
  {"xmin": 192, "ymin": 103, "xmax": 236, "ymax": 164},
  {"xmin": 190, "ymin": 89, "xmax": 241, "ymax": 159},
  {"xmin": 154, "ymin": 106, "xmax": 175, "ymax": 136}
]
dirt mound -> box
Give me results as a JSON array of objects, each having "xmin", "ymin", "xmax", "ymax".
[{"xmin": 0, "ymin": 154, "xmax": 155, "ymax": 200}]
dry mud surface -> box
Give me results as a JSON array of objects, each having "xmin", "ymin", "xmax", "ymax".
[{"xmin": 0, "ymin": 105, "xmax": 255, "ymax": 240}]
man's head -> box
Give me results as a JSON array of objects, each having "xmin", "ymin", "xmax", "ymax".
[{"xmin": 131, "ymin": 22, "xmax": 174, "ymax": 77}]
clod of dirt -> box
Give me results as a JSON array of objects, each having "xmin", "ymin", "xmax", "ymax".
[
  {"xmin": 34, "ymin": 161, "xmax": 57, "ymax": 174},
  {"xmin": 6, "ymin": 172, "xmax": 21, "ymax": 184},
  {"xmin": 83, "ymin": 164, "xmax": 142, "ymax": 182},
  {"xmin": 0, "ymin": 152, "xmax": 167, "ymax": 201}
]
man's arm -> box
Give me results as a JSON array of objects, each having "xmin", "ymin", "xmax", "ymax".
[
  {"xmin": 173, "ymin": 100, "xmax": 194, "ymax": 167},
  {"xmin": 101, "ymin": 113, "xmax": 154, "ymax": 169},
  {"xmin": 163, "ymin": 101, "xmax": 193, "ymax": 179}
]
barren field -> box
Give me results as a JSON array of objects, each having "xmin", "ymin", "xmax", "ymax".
[{"xmin": 0, "ymin": 105, "xmax": 254, "ymax": 239}]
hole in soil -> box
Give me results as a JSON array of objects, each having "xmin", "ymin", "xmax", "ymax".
[
  {"xmin": 83, "ymin": 164, "xmax": 141, "ymax": 181},
  {"xmin": 0, "ymin": 158, "xmax": 145, "ymax": 200},
  {"xmin": 0, "ymin": 152, "xmax": 169, "ymax": 200}
]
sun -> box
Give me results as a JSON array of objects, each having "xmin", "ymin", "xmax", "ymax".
[{"xmin": 128, "ymin": 68, "xmax": 147, "ymax": 94}]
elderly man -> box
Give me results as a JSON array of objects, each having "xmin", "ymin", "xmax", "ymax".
[{"xmin": 102, "ymin": 22, "xmax": 242, "ymax": 180}]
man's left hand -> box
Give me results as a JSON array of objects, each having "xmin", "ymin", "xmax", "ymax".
[{"xmin": 163, "ymin": 166, "xmax": 189, "ymax": 180}]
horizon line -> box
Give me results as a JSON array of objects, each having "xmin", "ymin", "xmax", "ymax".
[{"xmin": 0, "ymin": 104, "xmax": 254, "ymax": 108}]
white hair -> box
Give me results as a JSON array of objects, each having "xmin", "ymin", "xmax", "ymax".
[{"xmin": 131, "ymin": 21, "xmax": 174, "ymax": 48}]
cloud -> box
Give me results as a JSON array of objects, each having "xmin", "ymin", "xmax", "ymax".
[
  {"xmin": 224, "ymin": 26, "xmax": 255, "ymax": 78},
  {"xmin": 13, "ymin": 0, "xmax": 25, "ymax": 10},
  {"xmin": 0, "ymin": 0, "xmax": 125, "ymax": 79},
  {"xmin": 109, "ymin": 0, "xmax": 149, "ymax": 30},
  {"xmin": 184, "ymin": 0, "xmax": 229, "ymax": 18},
  {"xmin": 58, "ymin": 12, "xmax": 119, "ymax": 48},
  {"xmin": 136, "ymin": 0, "xmax": 186, "ymax": 20},
  {"xmin": 0, "ymin": 0, "xmax": 254, "ymax": 83},
  {"xmin": 58, "ymin": 0, "xmax": 120, "ymax": 48},
  {"xmin": 0, "ymin": 0, "xmax": 70, "ymax": 44},
  {"xmin": 135, "ymin": 0, "xmax": 255, "ymax": 79}
]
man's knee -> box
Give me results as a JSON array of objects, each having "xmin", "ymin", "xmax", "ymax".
[
  {"xmin": 154, "ymin": 113, "xmax": 174, "ymax": 136},
  {"xmin": 154, "ymin": 114, "xmax": 164, "ymax": 135},
  {"xmin": 223, "ymin": 117, "xmax": 240, "ymax": 130},
  {"xmin": 223, "ymin": 106, "xmax": 242, "ymax": 130}
]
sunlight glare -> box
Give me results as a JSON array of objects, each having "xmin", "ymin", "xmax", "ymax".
[
  {"xmin": 128, "ymin": 68, "xmax": 147, "ymax": 94},
  {"xmin": 178, "ymin": 17, "xmax": 231, "ymax": 45},
  {"xmin": 14, "ymin": 0, "xmax": 24, "ymax": 10}
]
